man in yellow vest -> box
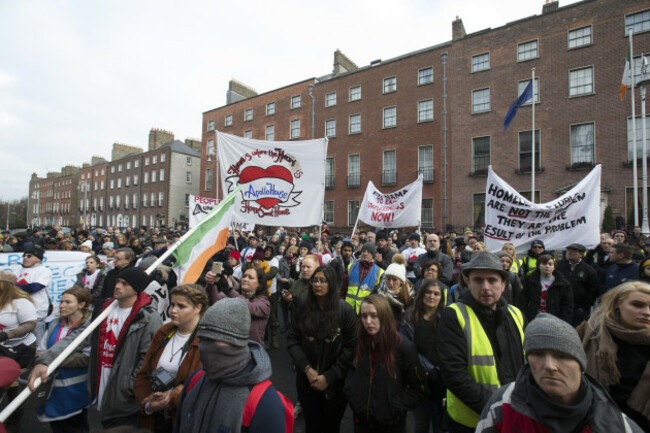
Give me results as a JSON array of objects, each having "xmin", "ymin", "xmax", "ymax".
[
  {"xmin": 518, "ymin": 239, "xmax": 546, "ymax": 277},
  {"xmin": 437, "ymin": 252, "xmax": 526, "ymax": 433}
]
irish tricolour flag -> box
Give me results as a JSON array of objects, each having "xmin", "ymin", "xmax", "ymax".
[
  {"xmin": 173, "ymin": 186, "xmax": 239, "ymax": 284},
  {"xmin": 621, "ymin": 49, "xmax": 631, "ymax": 101}
]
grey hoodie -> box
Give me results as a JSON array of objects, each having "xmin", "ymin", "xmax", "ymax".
[{"xmin": 174, "ymin": 341, "xmax": 285, "ymax": 433}]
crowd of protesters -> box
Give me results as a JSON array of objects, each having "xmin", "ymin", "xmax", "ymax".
[{"xmin": 0, "ymin": 223, "xmax": 647, "ymax": 432}]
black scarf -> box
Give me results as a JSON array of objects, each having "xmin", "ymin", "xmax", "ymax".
[{"xmin": 526, "ymin": 367, "xmax": 593, "ymax": 433}]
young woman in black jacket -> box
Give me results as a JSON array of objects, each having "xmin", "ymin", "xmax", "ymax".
[
  {"xmin": 520, "ymin": 253, "xmax": 573, "ymax": 323},
  {"xmin": 345, "ymin": 294, "xmax": 427, "ymax": 433},
  {"xmin": 287, "ymin": 265, "xmax": 357, "ymax": 433}
]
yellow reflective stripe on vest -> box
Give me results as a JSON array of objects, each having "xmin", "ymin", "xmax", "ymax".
[
  {"xmin": 446, "ymin": 302, "xmax": 524, "ymax": 428},
  {"xmin": 345, "ymin": 263, "xmax": 383, "ymax": 314}
]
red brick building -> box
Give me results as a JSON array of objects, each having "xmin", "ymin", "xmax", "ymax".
[{"xmin": 202, "ymin": 0, "xmax": 649, "ymax": 231}]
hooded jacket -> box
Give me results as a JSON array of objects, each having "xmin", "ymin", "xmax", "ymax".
[{"xmin": 173, "ymin": 342, "xmax": 286, "ymax": 433}]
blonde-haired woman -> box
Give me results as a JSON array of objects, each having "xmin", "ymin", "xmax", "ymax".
[
  {"xmin": 501, "ymin": 243, "xmax": 521, "ymax": 276},
  {"xmin": 578, "ymin": 281, "xmax": 650, "ymax": 431}
]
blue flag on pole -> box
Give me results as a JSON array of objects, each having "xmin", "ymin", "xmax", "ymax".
[{"xmin": 503, "ymin": 80, "xmax": 533, "ymax": 130}]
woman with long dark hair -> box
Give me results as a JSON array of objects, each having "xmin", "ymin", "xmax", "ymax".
[
  {"xmin": 288, "ymin": 265, "xmax": 357, "ymax": 433},
  {"xmin": 346, "ymin": 295, "xmax": 426, "ymax": 433},
  {"xmin": 401, "ymin": 279, "xmax": 446, "ymax": 433},
  {"xmin": 213, "ymin": 266, "xmax": 270, "ymax": 346},
  {"xmin": 35, "ymin": 286, "xmax": 92, "ymax": 433},
  {"xmin": 134, "ymin": 285, "xmax": 207, "ymax": 432}
]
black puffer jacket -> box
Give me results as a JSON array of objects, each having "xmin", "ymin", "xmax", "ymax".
[
  {"xmin": 556, "ymin": 259, "xmax": 599, "ymax": 311},
  {"xmin": 287, "ymin": 299, "xmax": 357, "ymax": 396},
  {"xmin": 520, "ymin": 269, "xmax": 573, "ymax": 323},
  {"xmin": 344, "ymin": 338, "xmax": 426, "ymax": 429}
]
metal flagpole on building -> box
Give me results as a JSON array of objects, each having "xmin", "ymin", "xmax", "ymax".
[
  {"xmin": 638, "ymin": 54, "xmax": 650, "ymax": 235},
  {"xmin": 630, "ymin": 28, "xmax": 640, "ymax": 227},
  {"xmin": 531, "ymin": 68, "xmax": 536, "ymax": 203}
]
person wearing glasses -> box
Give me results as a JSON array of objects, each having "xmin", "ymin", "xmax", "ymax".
[
  {"xmin": 287, "ymin": 266, "xmax": 357, "ymax": 433},
  {"xmin": 518, "ymin": 240, "xmax": 546, "ymax": 278}
]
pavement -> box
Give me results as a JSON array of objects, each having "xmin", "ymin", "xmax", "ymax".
[{"xmin": 6, "ymin": 322, "xmax": 414, "ymax": 432}]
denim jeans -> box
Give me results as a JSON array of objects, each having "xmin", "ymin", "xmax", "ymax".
[{"xmin": 413, "ymin": 399, "xmax": 442, "ymax": 433}]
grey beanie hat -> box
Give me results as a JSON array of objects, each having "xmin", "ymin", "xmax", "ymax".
[
  {"xmin": 197, "ymin": 298, "xmax": 251, "ymax": 347},
  {"xmin": 524, "ymin": 313, "xmax": 587, "ymax": 371},
  {"xmin": 361, "ymin": 242, "xmax": 377, "ymax": 257}
]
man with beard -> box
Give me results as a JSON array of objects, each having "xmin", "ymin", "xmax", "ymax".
[
  {"xmin": 414, "ymin": 233, "xmax": 453, "ymax": 286},
  {"xmin": 328, "ymin": 240, "xmax": 356, "ymax": 297}
]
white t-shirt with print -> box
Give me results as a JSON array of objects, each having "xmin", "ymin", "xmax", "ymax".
[
  {"xmin": 97, "ymin": 306, "xmax": 132, "ymax": 410},
  {"xmin": 15, "ymin": 265, "xmax": 53, "ymax": 319},
  {"xmin": 0, "ymin": 298, "xmax": 37, "ymax": 347},
  {"xmin": 401, "ymin": 246, "xmax": 427, "ymax": 279}
]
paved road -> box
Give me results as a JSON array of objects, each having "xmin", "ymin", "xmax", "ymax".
[{"xmin": 10, "ymin": 326, "xmax": 414, "ymax": 432}]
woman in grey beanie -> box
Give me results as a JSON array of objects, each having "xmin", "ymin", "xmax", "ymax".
[{"xmin": 476, "ymin": 313, "xmax": 644, "ymax": 433}]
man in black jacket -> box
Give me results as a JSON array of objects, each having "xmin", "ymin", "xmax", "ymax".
[
  {"xmin": 414, "ymin": 234, "xmax": 453, "ymax": 286},
  {"xmin": 437, "ymin": 252, "xmax": 526, "ymax": 433},
  {"xmin": 92, "ymin": 247, "xmax": 135, "ymax": 318},
  {"xmin": 556, "ymin": 243, "xmax": 599, "ymax": 326}
]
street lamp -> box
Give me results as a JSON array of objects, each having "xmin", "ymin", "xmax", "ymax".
[{"xmin": 637, "ymin": 54, "xmax": 650, "ymax": 235}]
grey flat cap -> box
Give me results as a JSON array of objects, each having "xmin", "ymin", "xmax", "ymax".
[{"xmin": 461, "ymin": 251, "xmax": 510, "ymax": 280}]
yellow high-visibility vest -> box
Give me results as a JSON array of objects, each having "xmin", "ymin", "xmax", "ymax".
[{"xmin": 446, "ymin": 302, "xmax": 524, "ymax": 428}]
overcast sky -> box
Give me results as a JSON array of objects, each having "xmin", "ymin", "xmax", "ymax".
[{"xmin": 0, "ymin": 0, "xmax": 581, "ymax": 201}]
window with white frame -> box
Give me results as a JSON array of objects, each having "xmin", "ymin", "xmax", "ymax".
[
  {"xmin": 110, "ymin": 179, "xmax": 115, "ymax": 189},
  {"xmin": 418, "ymin": 145, "xmax": 433, "ymax": 183},
  {"xmin": 266, "ymin": 102, "xmax": 275, "ymax": 116},
  {"xmin": 348, "ymin": 154, "xmax": 360, "ymax": 188},
  {"xmin": 145, "ymin": 157, "xmax": 150, "ymax": 166},
  {"xmin": 382, "ymin": 150, "xmax": 396, "ymax": 186},
  {"xmin": 383, "ymin": 76, "xmax": 397, "ymax": 93},
  {"xmin": 118, "ymin": 164, "xmax": 122, "ymax": 172},
  {"xmin": 421, "ymin": 198, "xmax": 433, "ymax": 226},
  {"xmin": 160, "ymin": 154, "xmax": 165, "ymax": 162},
  {"xmin": 117, "ymin": 178, "xmax": 122, "ymax": 188},
  {"xmin": 100, "ymin": 197, "xmax": 104, "ymax": 209},
  {"xmin": 205, "ymin": 168, "xmax": 213, "ymax": 191},
  {"xmin": 186, "ymin": 172, "xmax": 192, "ymax": 183},
  {"xmin": 348, "ymin": 200, "xmax": 359, "ymax": 226},
  {"xmin": 134, "ymin": 160, "xmax": 139, "ymax": 168},
  {"xmin": 472, "ymin": 52, "xmax": 490, "ymax": 72},
  {"xmin": 125, "ymin": 176, "xmax": 130, "ymax": 187},
  {"xmin": 151, "ymin": 192, "xmax": 156, "ymax": 206},
  {"xmin": 325, "ymin": 119, "xmax": 336, "ymax": 138},
  {"xmin": 518, "ymin": 78, "xmax": 540, "ymax": 104},
  {"xmin": 159, "ymin": 192, "xmax": 164, "ymax": 207},
  {"xmin": 569, "ymin": 66, "xmax": 594, "ymax": 96},
  {"xmin": 290, "ymin": 119, "xmax": 300, "ymax": 138},
  {"xmin": 134, "ymin": 174, "xmax": 139, "ymax": 185},
  {"xmin": 517, "ymin": 40, "xmax": 539, "ymax": 61},
  {"xmin": 326, "ymin": 92, "xmax": 337, "ymax": 107},
  {"xmin": 472, "ymin": 88, "xmax": 490, "ymax": 113},
  {"xmin": 186, "ymin": 156, "xmax": 192, "ymax": 165},
  {"xmin": 244, "ymin": 130, "xmax": 252, "ymax": 139},
  {"xmin": 349, "ymin": 85, "xmax": 361, "ymax": 102},
  {"xmin": 418, "ymin": 67, "xmax": 433, "ymax": 85},
  {"xmin": 127, "ymin": 161, "xmax": 131, "ymax": 170},
  {"xmin": 125, "ymin": 194, "xmax": 129, "ymax": 209},
  {"xmin": 133, "ymin": 193, "xmax": 137, "ymax": 209},
  {"xmin": 185, "ymin": 193, "xmax": 190, "ymax": 208},
  {"xmin": 418, "ymin": 99, "xmax": 434, "ymax": 122},
  {"xmin": 94, "ymin": 181, "xmax": 98, "ymax": 191},
  {"xmin": 291, "ymin": 95, "xmax": 301, "ymax": 109},
  {"xmin": 324, "ymin": 201, "xmax": 334, "ymax": 224},
  {"xmin": 266, "ymin": 125, "xmax": 275, "ymax": 141},
  {"xmin": 225, "ymin": 114, "xmax": 233, "ymax": 126},
  {"xmin": 111, "ymin": 166, "xmax": 115, "ymax": 173},
  {"xmin": 160, "ymin": 169, "xmax": 164, "ymax": 182},
  {"xmin": 153, "ymin": 155, "xmax": 157, "ymax": 164},
  {"xmin": 472, "ymin": 136, "xmax": 491, "ymax": 173},
  {"xmin": 93, "ymin": 198, "xmax": 97, "ymax": 210},
  {"xmin": 325, "ymin": 157, "xmax": 335, "ymax": 189},
  {"xmin": 627, "ymin": 115, "xmax": 650, "ymax": 161},
  {"xmin": 109, "ymin": 195, "xmax": 114, "ymax": 208},
  {"xmin": 101, "ymin": 180, "xmax": 105, "ymax": 190},
  {"xmin": 152, "ymin": 170, "xmax": 157, "ymax": 182},
  {"xmin": 244, "ymin": 109, "xmax": 253, "ymax": 122},
  {"xmin": 116, "ymin": 195, "xmax": 121, "ymax": 208},
  {"xmin": 568, "ymin": 25, "xmax": 592, "ymax": 49},
  {"xmin": 625, "ymin": 9, "xmax": 650, "ymax": 35},
  {"xmin": 518, "ymin": 130, "xmax": 541, "ymax": 172},
  {"xmin": 208, "ymin": 120, "xmax": 215, "ymax": 131},
  {"xmin": 349, "ymin": 114, "xmax": 361, "ymax": 134},
  {"xmin": 383, "ymin": 106, "xmax": 396, "ymax": 128},
  {"xmin": 144, "ymin": 172, "xmax": 149, "ymax": 184},
  {"xmin": 570, "ymin": 122, "xmax": 595, "ymax": 166},
  {"xmin": 102, "ymin": 168, "xmax": 105, "ymax": 175}
]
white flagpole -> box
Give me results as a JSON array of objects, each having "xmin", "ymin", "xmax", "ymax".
[
  {"xmin": 631, "ymin": 28, "xmax": 639, "ymax": 227},
  {"xmin": 0, "ymin": 186, "xmax": 242, "ymax": 424},
  {"xmin": 531, "ymin": 68, "xmax": 536, "ymax": 203}
]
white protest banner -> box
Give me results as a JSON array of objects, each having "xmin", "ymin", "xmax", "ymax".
[
  {"xmin": 0, "ymin": 251, "xmax": 88, "ymax": 307},
  {"xmin": 217, "ymin": 131, "xmax": 327, "ymax": 227},
  {"xmin": 484, "ymin": 165, "xmax": 601, "ymax": 252},
  {"xmin": 189, "ymin": 194, "xmax": 255, "ymax": 233},
  {"xmin": 357, "ymin": 176, "xmax": 423, "ymax": 228}
]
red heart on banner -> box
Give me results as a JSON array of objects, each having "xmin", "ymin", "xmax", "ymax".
[{"xmin": 239, "ymin": 165, "xmax": 293, "ymax": 209}]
